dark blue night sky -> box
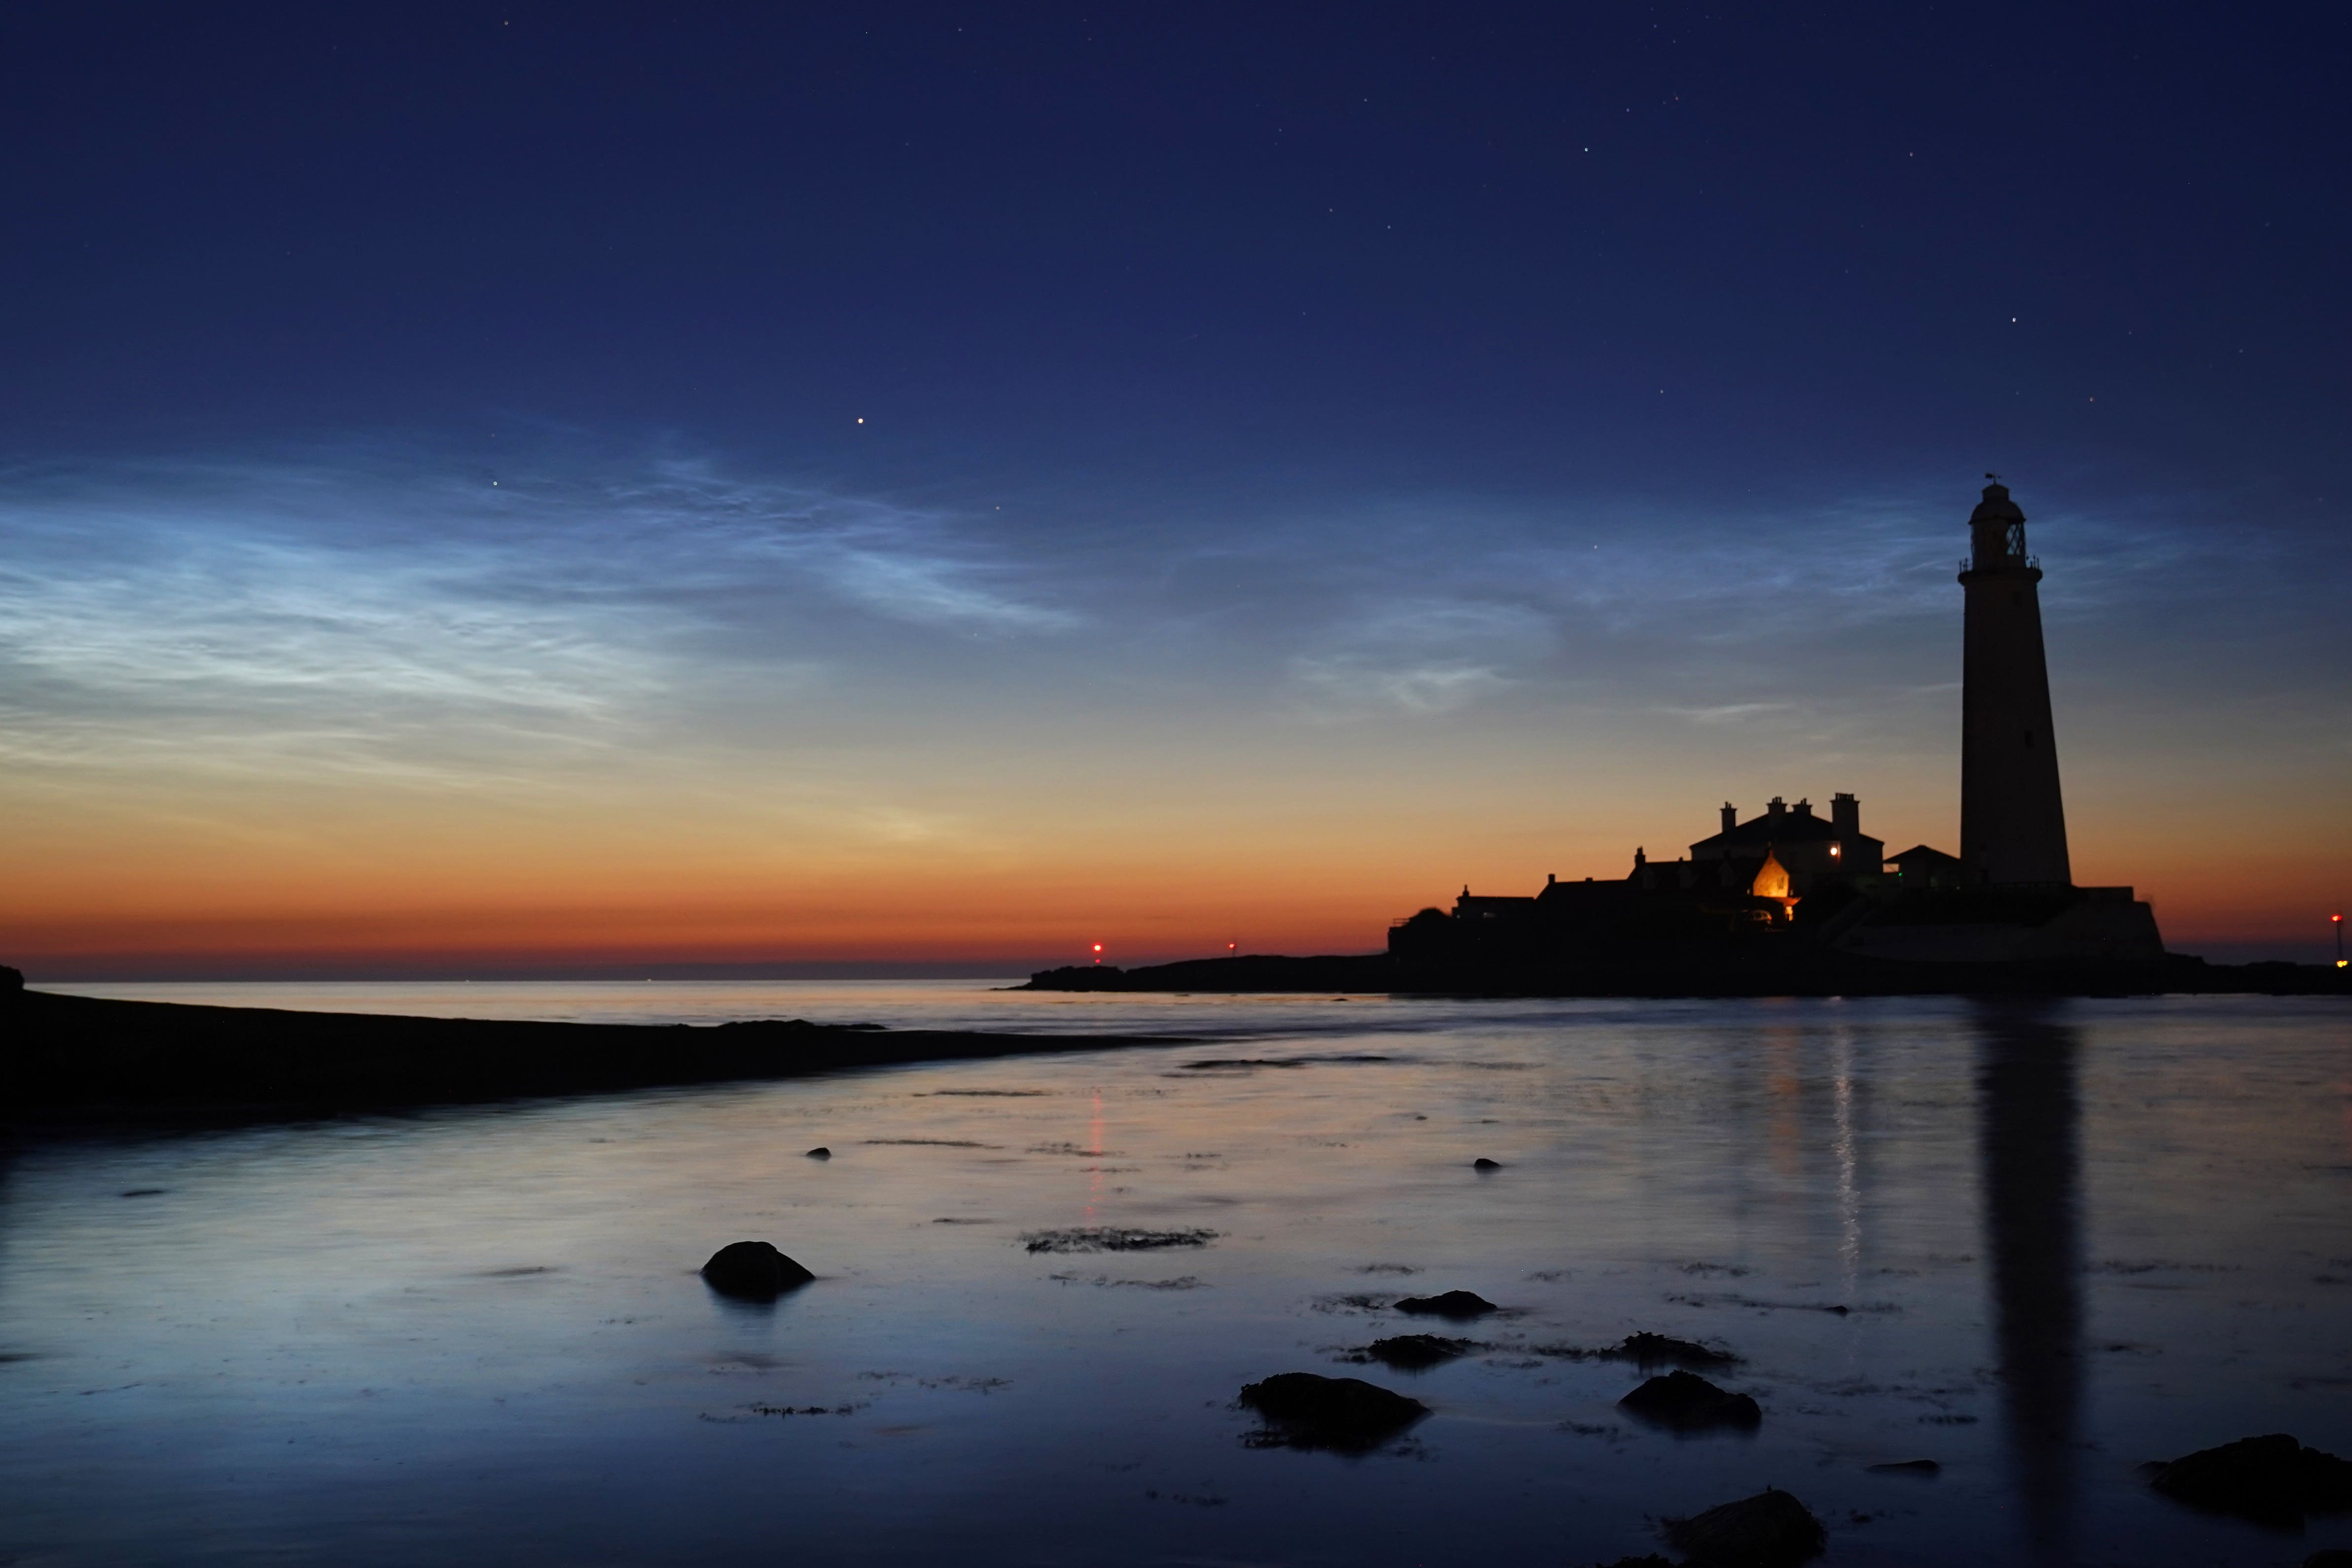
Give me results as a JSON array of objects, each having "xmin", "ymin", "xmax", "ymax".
[{"xmin": 3, "ymin": 3, "xmax": 2345, "ymax": 972}]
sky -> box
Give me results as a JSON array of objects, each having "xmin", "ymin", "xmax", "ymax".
[{"xmin": 2, "ymin": 2, "xmax": 2346, "ymax": 977}]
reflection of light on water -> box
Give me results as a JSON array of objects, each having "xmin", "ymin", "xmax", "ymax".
[
  {"xmin": 1766, "ymin": 1026, "xmax": 1802, "ymax": 1182},
  {"xmin": 1832, "ymin": 1025, "xmax": 1860, "ymax": 1296},
  {"xmin": 3, "ymin": 991, "xmax": 2343, "ymax": 1567},
  {"xmin": 1085, "ymin": 1088, "xmax": 1105, "ymax": 1219}
]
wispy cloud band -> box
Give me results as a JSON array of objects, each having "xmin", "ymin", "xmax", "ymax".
[{"xmin": 0, "ymin": 444, "xmax": 1078, "ymax": 779}]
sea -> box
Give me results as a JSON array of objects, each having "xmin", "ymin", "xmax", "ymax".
[{"xmin": 3, "ymin": 981, "xmax": 2347, "ymax": 1567}]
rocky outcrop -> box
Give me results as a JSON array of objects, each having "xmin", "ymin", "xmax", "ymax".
[
  {"xmin": 2147, "ymin": 1432, "xmax": 2352, "ymax": 1526},
  {"xmin": 1663, "ymin": 1488, "xmax": 1825, "ymax": 1567},
  {"xmin": 1619, "ymin": 1332, "xmax": 1738, "ymax": 1369},
  {"xmin": 700, "ymin": 1241, "xmax": 816, "ymax": 1301},
  {"xmin": 1393, "ymin": 1289, "xmax": 1497, "ymax": 1319},
  {"xmin": 1618, "ymin": 1370, "xmax": 1761, "ymax": 1432},
  {"xmin": 1347, "ymin": 1334, "xmax": 1475, "ymax": 1370},
  {"xmin": 1, "ymin": 987, "xmax": 1202, "ymax": 1124},
  {"xmin": 1238, "ymin": 1371, "xmax": 1427, "ymax": 1452}
]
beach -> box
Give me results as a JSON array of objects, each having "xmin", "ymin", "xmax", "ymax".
[{"xmin": 2, "ymin": 983, "xmax": 2346, "ymax": 1565}]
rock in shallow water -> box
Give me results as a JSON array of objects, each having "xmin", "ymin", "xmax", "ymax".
[
  {"xmin": 1238, "ymin": 1371, "xmax": 1427, "ymax": 1452},
  {"xmin": 805, "ymin": 1147, "xmax": 831, "ymax": 1159},
  {"xmin": 700, "ymin": 1241, "xmax": 816, "ymax": 1301},
  {"xmin": 1620, "ymin": 1331, "xmax": 1738, "ymax": 1369},
  {"xmin": 1351, "ymin": 1334, "xmax": 1475, "ymax": 1370},
  {"xmin": 2147, "ymin": 1432, "xmax": 2352, "ymax": 1525},
  {"xmin": 1664, "ymin": 1487, "xmax": 1825, "ymax": 1567},
  {"xmin": 1392, "ymin": 1289, "xmax": 1497, "ymax": 1319},
  {"xmin": 1618, "ymin": 1369, "xmax": 1762, "ymax": 1432}
]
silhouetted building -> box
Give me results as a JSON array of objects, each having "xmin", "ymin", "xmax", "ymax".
[
  {"xmin": 1960, "ymin": 481, "xmax": 2071, "ymax": 885},
  {"xmin": 1452, "ymin": 889, "xmax": 1538, "ymax": 923},
  {"xmin": 1594, "ymin": 792, "xmax": 1881, "ymax": 910},
  {"xmin": 1885, "ymin": 844, "xmax": 1964, "ymax": 888},
  {"xmin": 1406, "ymin": 790, "xmax": 1872, "ymax": 957},
  {"xmin": 1688, "ymin": 792, "xmax": 1884, "ymax": 880},
  {"xmin": 1387, "ymin": 479, "xmax": 2169, "ymax": 978}
]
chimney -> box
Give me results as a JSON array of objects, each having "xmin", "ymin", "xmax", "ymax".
[
  {"xmin": 1720, "ymin": 802, "xmax": 1737, "ymax": 834},
  {"xmin": 1634, "ymin": 846, "xmax": 1646, "ymax": 867},
  {"xmin": 1793, "ymin": 797, "xmax": 1814, "ymax": 819},
  {"xmin": 1831, "ymin": 792, "xmax": 1859, "ymax": 835},
  {"xmin": 1767, "ymin": 796, "xmax": 1786, "ymax": 820}
]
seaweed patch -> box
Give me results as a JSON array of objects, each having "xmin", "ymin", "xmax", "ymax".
[{"xmin": 1022, "ymin": 1227, "xmax": 1219, "ymax": 1254}]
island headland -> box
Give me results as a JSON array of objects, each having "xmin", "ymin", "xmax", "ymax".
[{"xmin": 1029, "ymin": 482, "xmax": 2347, "ymax": 1000}]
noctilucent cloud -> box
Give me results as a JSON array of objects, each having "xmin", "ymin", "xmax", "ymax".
[{"xmin": 3, "ymin": 4, "xmax": 2345, "ymax": 974}]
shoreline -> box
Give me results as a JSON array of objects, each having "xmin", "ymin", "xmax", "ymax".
[
  {"xmin": 1018, "ymin": 950, "xmax": 2352, "ymax": 997},
  {"xmin": 0, "ymin": 986, "xmax": 1196, "ymax": 1131},
  {"xmin": 10, "ymin": 956, "xmax": 2342, "ymax": 1132}
]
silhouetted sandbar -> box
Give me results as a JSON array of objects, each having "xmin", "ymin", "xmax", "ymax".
[
  {"xmin": 0, "ymin": 987, "xmax": 1196, "ymax": 1127},
  {"xmin": 1020, "ymin": 951, "xmax": 2351, "ymax": 998}
]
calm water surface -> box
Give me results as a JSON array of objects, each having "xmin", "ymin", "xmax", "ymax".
[{"xmin": 5, "ymin": 985, "xmax": 2349, "ymax": 1566}]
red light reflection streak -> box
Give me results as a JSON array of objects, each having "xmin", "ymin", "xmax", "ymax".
[{"xmin": 1083, "ymin": 1088, "xmax": 1105, "ymax": 1221}]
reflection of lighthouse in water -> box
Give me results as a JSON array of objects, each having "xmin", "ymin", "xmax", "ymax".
[{"xmin": 1974, "ymin": 1002, "xmax": 2084, "ymax": 1564}]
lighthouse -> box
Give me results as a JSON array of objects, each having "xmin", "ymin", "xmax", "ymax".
[{"xmin": 1959, "ymin": 480, "xmax": 2072, "ymax": 886}]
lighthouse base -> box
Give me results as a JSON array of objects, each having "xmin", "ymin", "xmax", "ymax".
[{"xmin": 1826, "ymin": 886, "xmax": 2164, "ymax": 965}]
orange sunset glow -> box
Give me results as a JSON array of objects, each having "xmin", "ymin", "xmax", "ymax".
[{"xmin": 6, "ymin": 657, "xmax": 2339, "ymax": 977}]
